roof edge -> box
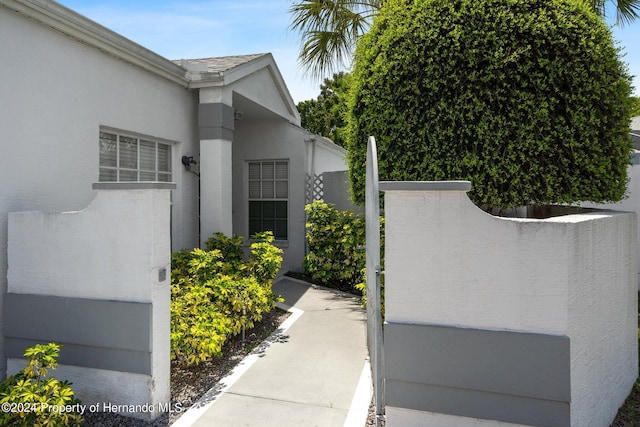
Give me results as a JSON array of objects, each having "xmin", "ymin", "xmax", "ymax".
[
  {"xmin": 188, "ymin": 53, "xmax": 300, "ymax": 123},
  {"xmin": 1, "ymin": 0, "xmax": 189, "ymax": 86}
]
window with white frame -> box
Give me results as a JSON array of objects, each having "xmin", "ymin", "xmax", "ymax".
[
  {"xmin": 99, "ymin": 130, "xmax": 172, "ymax": 182},
  {"xmin": 248, "ymin": 160, "xmax": 288, "ymax": 241}
]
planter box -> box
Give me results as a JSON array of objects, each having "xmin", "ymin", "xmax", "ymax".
[{"xmin": 381, "ymin": 181, "xmax": 638, "ymax": 427}]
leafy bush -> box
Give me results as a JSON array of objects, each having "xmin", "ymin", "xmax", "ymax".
[
  {"xmin": 347, "ymin": 0, "xmax": 634, "ymax": 209},
  {"xmin": 0, "ymin": 343, "xmax": 83, "ymax": 427},
  {"xmin": 171, "ymin": 232, "xmax": 282, "ymax": 365},
  {"xmin": 304, "ymin": 201, "xmax": 385, "ymax": 314},
  {"xmin": 304, "ymin": 201, "xmax": 367, "ymax": 290}
]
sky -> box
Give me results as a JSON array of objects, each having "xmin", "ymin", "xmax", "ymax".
[{"xmin": 57, "ymin": 0, "xmax": 640, "ymax": 103}]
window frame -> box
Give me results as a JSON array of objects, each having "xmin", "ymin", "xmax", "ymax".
[
  {"xmin": 99, "ymin": 128, "xmax": 173, "ymax": 183},
  {"xmin": 247, "ymin": 159, "xmax": 289, "ymax": 242}
]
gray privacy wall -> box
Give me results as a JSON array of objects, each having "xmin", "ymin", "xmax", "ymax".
[
  {"xmin": 4, "ymin": 184, "xmax": 173, "ymax": 421},
  {"xmin": 381, "ymin": 181, "xmax": 638, "ymax": 427},
  {"xmin": 322, "ymin": 170, "xmax": 363, "ymax": 213}
]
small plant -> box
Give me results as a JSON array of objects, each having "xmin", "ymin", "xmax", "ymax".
[
  {"xmin": 0, "ymin": 343, "xmax": 83, "ymax": 427},
  {"xmin": 171, "ymin": 232, "xmax": 283, "ymax": 366}
]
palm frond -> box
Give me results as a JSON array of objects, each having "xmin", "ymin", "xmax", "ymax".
[{"xmin": 289, "ymin": 0, "xmax": 382, "ymax": 79}]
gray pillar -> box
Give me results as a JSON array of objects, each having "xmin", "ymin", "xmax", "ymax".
[{"xmin": 199, "ymin": 102, "xmax": 234, "ymax": 243}]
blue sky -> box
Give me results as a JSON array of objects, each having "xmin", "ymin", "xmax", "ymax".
[{"xmin": 57, "ymin": 0, "xmax": 639, "ymax": 103}]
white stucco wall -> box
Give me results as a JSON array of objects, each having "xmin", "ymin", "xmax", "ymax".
[
  {"xmin": 7, "ymin": 188, "xmax": 171, "ymax": 419},
  {"xmin": 313, "ymin": 137, "xmax": 348, "ymax": 173},
  {"xmin": 383, "ymin": 186, "xmax": 638, "ymax": 426},
  {"xmin": 0, "ymin": 1, "xmax": 199, "ymax": 277},
  {"xmin": 581, "ymin": 162, "xmax": 640, "ymax": 290},
  {"xmin": 0, "ymin": 0, "xmax": 199, "ymax": 388}
]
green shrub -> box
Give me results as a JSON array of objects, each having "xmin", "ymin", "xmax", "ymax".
[
  {"xmin": 205, "ymin": 233, "xmax": 245, "ymax": 272},
  {"xmin": 0, "ymin": 343, "xmax": 83, "ymax": 427},
  {"xmin": 347, "ymin": 0, "xmax": 634, "ymax": 209},
  {"xmin": 304, "ymin": 201, "xmax": 367, "ymax": 290},
  {"xmin": 171, "ymin": 232, "xmax": 282, "ymax": 366},
  {"xmin": 248, "ymin": 232, "xmax": 284, "ymax": 286},
  {"xmin": 304, "ymin": 201, "xmax": 385, "ymax": 313}
]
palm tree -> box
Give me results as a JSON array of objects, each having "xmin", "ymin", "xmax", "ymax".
[
  {"xmin": 589, "ymin": 0, "xmax": 640, "ymax": 26},
  {"xmin": 288, "ymin": 0, "xmax": 382, "ymax": 79},
  {"xmin": 289, "ymin": 0, "xmax": 639, "ymax": 78}
]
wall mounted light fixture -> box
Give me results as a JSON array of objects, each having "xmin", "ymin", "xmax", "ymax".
[{"xmin": 181, "ymin": 156, "xmax": 197, "ymax": 168}]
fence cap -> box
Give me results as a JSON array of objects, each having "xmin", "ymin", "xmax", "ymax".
[{"xmin": 379, "ymin": 181, "xmax": 471, "ymax": 192}]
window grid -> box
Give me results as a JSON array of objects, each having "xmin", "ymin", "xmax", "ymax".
[
  {"xmin": 99, "ymin": 131, "xmax": 171, "ymax": 182},
  {"xmin": 248, "ymin": 160, "xmax": 288, "ymax": 241}
]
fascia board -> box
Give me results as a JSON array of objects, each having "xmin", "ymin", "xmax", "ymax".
[{"xmin": 1, "ymin": 0, "xmax": 189, "ymax": 87}]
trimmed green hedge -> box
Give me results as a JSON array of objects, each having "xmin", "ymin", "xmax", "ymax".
[{"xmin": 347, "ymin": 0, "xmax": 634, "ymax": 209}]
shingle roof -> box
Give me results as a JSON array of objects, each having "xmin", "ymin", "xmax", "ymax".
[{"xmin": 174, "ymin": 53, "xmax": 267, "ymax": 74}]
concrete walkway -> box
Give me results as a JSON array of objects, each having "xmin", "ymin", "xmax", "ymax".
[{"xmin": 171, "ymin": 277, "xmax": 371, "ymax": 427}]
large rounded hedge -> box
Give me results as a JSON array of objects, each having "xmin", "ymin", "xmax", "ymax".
[{"xmin": 347, "ymin": 0, "xmax": 633, "ymax": 208}]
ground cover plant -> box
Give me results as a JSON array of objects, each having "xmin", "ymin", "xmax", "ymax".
[
  {"xmin": 170, "ymin": 232, "xmax": 282, "ymax": 366},
  {"xmin": 0, "ymin": 343, "xmax": 83, "ymax": 427},
  {"xmin": 347, "ymin": 0, "xmax": 634, "ymax": 210}
]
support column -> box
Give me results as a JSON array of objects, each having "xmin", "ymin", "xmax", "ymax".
[{"xmin": 199, "ymin": 102, "xmax": 234, "ymax": 244}]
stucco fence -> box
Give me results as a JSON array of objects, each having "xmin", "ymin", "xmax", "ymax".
[
  {"xmin": 3, "ymin": 183, "xmax": 172, "ymax": 421},
  {"xmin": 381, "ymin": 181, "xmax": 638, "ymax": 427},
  {"xmin": 581, "ymin": 153, "xmax": 640, "ymax": 290}
]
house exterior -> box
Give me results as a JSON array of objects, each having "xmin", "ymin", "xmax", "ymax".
[{"xmin": 0, "ymin": 0, "xmax": 347, "ymax": 416}]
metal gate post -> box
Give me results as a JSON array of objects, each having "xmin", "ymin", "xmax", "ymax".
[{"xmin": 365, "ymin": 136, "xmax": 385, "ymax": 426}]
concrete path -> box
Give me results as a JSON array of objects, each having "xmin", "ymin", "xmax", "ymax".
[{"xmin": 171, "ymin": 277, "xmax": 371, "ymax": 427}]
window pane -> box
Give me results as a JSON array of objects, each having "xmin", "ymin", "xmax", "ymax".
[
  {"xmin": 275, "ymin": 181, "xmax": 288, "ymax": 198},
  {"xmin": 249, "ymin": 201, "xmax": 261, "ymax": 219},
  {"xmin": 275, "ymin": 219, "xmax": 288, "ymax": 240},
  {"xmin": 275, "ymin": 161, "xmax": 288, "ymax": 179},
  {"xmin": 249, "ymin": 181, "xmax": 261, "ymax": 199},
  {"xmin": 262, "ymin": 162, "xmax": 274, "ymax": 179},
  {"xmin": 262, "ymin": 219, "xmax": 276, "ymax": 236},
  {"xmin": 119, "ymin": 136, "xmax": 138, "ymax": 169},
  {"xmin": 249, "ymin": 163, "xmax": 260, "ymax": 180},
  {"xmin": 248, "ymin": 161, "xmax": 288, "ymax": 240},
  {"xmin": 249, "ymin": 219, "xmax": 262, "ymax": 236},
  {"xmin": 262, "ymin": 181, "xmax": 274, "ymax": 198},
  {"xmin": 158, "ymin": 173, "xmax": 172, "ymax": 182},
  {"xmin": 140, "ymin": 171, "xmax": 156, "ymax": 181},
  {"xmin": 99, "ymin": 168, "xmax": 117, "ymax": 182},
  {"xmin": 275, "ymin": 201, "xmax": 287, "ymax": 218},
  {"xmin": 140, "ymin": 140, "xmax": 156, "ymax": 171},
  {"xmin": 119, "ymin": 170, "xmax": 137, "ymax": 181},
  {"xmin": 158, "ymin": 143, "xmax": 171, "ymax": 172},
  {"xmin": 99, "ymin": 132, "xmax": 117, "ymax": 167},
  {"xmin": 262, "ymin": 201, "xmax": 275, "ymax": 218}
]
